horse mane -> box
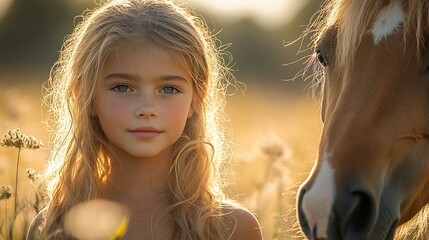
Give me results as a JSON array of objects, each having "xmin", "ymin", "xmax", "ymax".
[{"xmin": 310, "ymin": 0, "xmax": 429, "ymax": 67}]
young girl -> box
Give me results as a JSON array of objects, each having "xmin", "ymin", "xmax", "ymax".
[{"xmin": 27, "ymin": 0, "xmax": 262, "ymax": 239}]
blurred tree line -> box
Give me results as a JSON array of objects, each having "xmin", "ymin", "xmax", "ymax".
[
  {"xmin": 0, "ymin": 0, "xmax": 93, "ymax": 71},
  {"xmin": 0, "ymin": 0, "xmax": 323, "ymax": 92}
]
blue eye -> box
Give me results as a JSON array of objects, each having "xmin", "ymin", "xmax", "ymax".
[
  {"xmin": 160, "ymin": 86, "xmax": 179, "ymax": 94},
  {"xmin": 112, "ymin": 84, "xmax": 131, "ymax": 92}
]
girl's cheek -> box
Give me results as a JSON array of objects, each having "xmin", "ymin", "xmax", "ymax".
[
  {"xmin": 169, "ymin": 100, "xmax": 192, "ymax": 116},
  {"xmin": 97, "ymin": 100, "xmax": 131, "ymax": 124},
  {"xmin": 110, "ymin": 98, "xmax": 135, "ymax": 113}
]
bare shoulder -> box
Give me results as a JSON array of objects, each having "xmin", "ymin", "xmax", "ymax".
[{"xmin": 227, "ymin": 205, "xmax": 263, "ymax": 240}]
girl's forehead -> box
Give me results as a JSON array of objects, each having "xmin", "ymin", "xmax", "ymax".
[
  {"xmin": 107, "ymin": 40, "xmax": 185, "ymax": 67},
  {"xmin": 112, "ymin": 40, "xmax": 170, "ymax": 58},
  {"xmin": 100, "ymin": 40, "xmax": 192, "ymax": 81}
]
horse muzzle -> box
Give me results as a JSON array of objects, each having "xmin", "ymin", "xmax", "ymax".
[{"xmin": 297, "ymin": 179, "xmax": 400, "ymax": 240}]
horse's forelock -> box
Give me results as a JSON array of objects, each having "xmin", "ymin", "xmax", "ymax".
[{"xmin": 311, "ymin": 0, "xmax": 429, "ymax": 69}]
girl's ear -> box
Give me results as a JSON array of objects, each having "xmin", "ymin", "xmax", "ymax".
[
  {"xmin": 187, "ymin": 97, "xmax": 194, "ymax": 119},
  {"xmin": 74, "ymin": 81, "xmax": 97, "ymax": 117},
  {"xmin": 188, "ymin": 98, "xmax": 200, "ymax": 119},
  {"xmin": 89, "ymin": 94, "xmax": 98, "ymax": 117},
  {"xmin": 89, "ymin": 104, "xmax": 97, "ymax": 117},
  {"xmin": 187, "ymin": 105, "xmax": 194, "ymax": 119},
  {"xmin": 72, "ymin": 82, "xmax": 79, "ymax": 101}
]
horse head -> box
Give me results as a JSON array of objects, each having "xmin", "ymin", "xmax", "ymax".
[{"xmin": 297, "ymin": 0, "xmax": 429, "ymax": 239}]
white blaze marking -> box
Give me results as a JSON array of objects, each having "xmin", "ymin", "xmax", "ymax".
[
  {"xmin": 302, "ymin": 157, "xmax": 335, "ymax": 239},
  {"xmin": 371, "ymin": 0, "xmax": 405, "ymax": 44}
]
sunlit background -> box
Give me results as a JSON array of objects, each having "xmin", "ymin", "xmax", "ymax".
[{"xmin": 0, "ymin": 0, "xmax": 323, "ymax": 239}]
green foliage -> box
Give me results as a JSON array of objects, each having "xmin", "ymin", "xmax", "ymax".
[{"xmin": 0, "ymin": 0, "xmax": 95, "ymax": 70}]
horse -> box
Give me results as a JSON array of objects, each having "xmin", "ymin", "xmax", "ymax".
[{"xmin": 296, "ymin": 0, "xmax": 429, "ymax": 239}]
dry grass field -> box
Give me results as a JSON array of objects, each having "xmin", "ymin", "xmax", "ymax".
[{"xmin": 0, "ymin": 75, "xmax": 322, "ymax": 239}]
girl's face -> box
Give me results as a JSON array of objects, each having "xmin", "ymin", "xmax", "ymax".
[{"xmin": 95, "ymin": 43, "xmax": 194, "ymax": 161}]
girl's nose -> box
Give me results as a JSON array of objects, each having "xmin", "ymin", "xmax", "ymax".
[{"xmin": 135, "ymin": 94, "xmax": 158, "ymax": 118}]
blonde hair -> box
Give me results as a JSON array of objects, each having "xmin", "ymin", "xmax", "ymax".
[{"xmin": 41, "ymin": 0, "xmax": 235, "ymax": 238}]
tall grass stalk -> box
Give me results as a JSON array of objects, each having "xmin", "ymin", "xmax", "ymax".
[
  {"xmin": 14, "ymin": 147, "xmax": 21, "ymax": 217},
  {"xmin": 0, "ymin": 129, "xmax": 43, "ymax": 239},
  {"xmin": 4, "ymin": 200, "xmax": 7, "ymax": 239}
]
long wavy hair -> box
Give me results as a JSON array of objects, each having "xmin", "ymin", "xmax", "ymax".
[{"xmin": 40, "ymin": 0, "xmax": 236, "ymax": 239}]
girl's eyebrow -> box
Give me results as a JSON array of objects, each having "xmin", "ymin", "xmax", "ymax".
[
  {"xmin": 104, "ymin": 73, "xmax": 190, "ymax": 84},
  {"xmin": 160, "ymin": 75, "xmax": 190, "ymax": 84},
  {"xmin": 104, "ymin": 73, "xmax": 139, "ymax": 81}
]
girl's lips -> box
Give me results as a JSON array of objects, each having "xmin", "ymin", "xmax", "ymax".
[{"xmin": 129, "ymin": 127, "xmax": 162, "ymax": 139}]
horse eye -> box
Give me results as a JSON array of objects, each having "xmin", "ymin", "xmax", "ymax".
[{"xmin": 316, "ymin": 49, "xmax": 328, "ymax": 67}]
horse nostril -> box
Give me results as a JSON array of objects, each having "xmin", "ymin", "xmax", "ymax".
[
  {"xmin": 340, "ymin": 191, "xmax": 376, "ymax": 238},
  {"xmin": 312, "ymin": 226, "xmax": 327, "ymax": 240}
]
